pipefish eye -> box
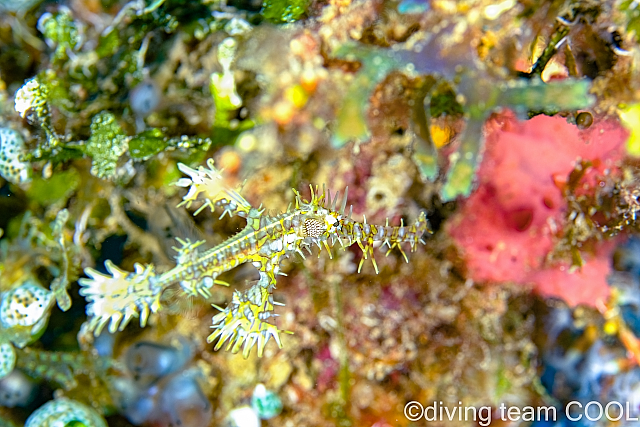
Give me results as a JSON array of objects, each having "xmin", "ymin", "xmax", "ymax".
[{"xmin": 324, "ymin": 214, "xmax": 340, "ymax": 230}]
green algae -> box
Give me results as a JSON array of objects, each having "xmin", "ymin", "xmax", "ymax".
[
  {"xmin": 261, "ymin": 0, "xmax": 309, "ymax": 24},
  {"xmin": 129, "ymin": 128, "xmax": 168, "ymax": 160},
  {"xmin": 84, "ymin": 112, "xmax": 128, "ymax": 180},
  {"xmin": 39, "ymin": 10, "xmax": 80, "ymax": 64},
  {"xmin": 620, "ymin": 0, "xmax": 640, "ymax": 43},
  {"xmin": 26, "ymin": 170, "xmax": 80, "ymax": 206},
  {"xmin": 620, "ymin": 104, "xmax": 640, "ymax": 157}
]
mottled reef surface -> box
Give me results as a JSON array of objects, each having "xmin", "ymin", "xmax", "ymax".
[{"xmin": 2, "ymin": 0, "xmax": 640, "ymax": 426}]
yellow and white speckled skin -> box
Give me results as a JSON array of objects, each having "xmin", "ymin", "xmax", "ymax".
[{"xmin": 79, "ymin": 159, "xmax": 429, "ymax": 357}]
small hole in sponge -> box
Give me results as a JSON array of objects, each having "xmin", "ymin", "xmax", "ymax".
[{"xmin": 505, "ymin": 207, "xmax": 534, "ymax": 232}]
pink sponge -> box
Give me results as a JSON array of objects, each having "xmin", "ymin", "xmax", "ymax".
[{"xmin": 448, "ymin": 111, "xmax": 628, "ymax": 306}]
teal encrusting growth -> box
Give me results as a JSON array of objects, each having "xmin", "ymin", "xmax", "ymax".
[
  {"xmin": 397, "ymin": 0, "xmax": 429, "ymax": 14},
  {"xmin": 251, "ymin": 383, "xmax": 283, "ymax": 419},
  {"xmin": 331, "ymin": 30, "xmax": 595, "ymax": 201},
  {"xmin": 331, "ymin": 43, "xmax": 414, "ymax": 148},
  {"xmin": 441, "ymin": 75, "xmax": 594, "ymax": 200},
  {"xmin": 331, "ymin": 25, "xmax": 475, "ymax": 148}
]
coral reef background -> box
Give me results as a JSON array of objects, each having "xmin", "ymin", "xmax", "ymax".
[{"xmin": 2, "ymin": 0, "xmax": 640, "ymax": 426}]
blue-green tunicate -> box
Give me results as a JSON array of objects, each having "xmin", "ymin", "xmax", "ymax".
[
  {"xmin": 251, "ymin": 383, "xmax": 282, "ymax": 419},
  {"xmin": 0, "ymin": 370, "xmax": 37, "ymax": 408},
  {"xmin": 0, "ymin": 341, "xmax": 16, "ymax": 379},
  {"xmin": 0, "ymin": 128, "xmax": 31, "ymax": 184},
  {"xmin": 25, "ymin": 398, "xmax": 107, "ymax": 427}
]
